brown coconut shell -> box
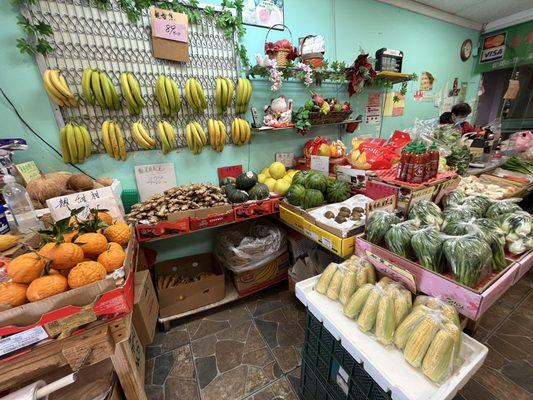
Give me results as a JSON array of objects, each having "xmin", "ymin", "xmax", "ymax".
[
  {"xmin": 26, "ymin": 175, "xmax": 65, "ymax": 203},
  {"xmin": 67, "ymin": 174, "xmax": 94, "ymax": 192}
]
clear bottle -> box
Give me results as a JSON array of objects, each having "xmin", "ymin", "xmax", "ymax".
[{"xmin": 2, "ymin": 175, "xmax": 41, "ymax": 233}]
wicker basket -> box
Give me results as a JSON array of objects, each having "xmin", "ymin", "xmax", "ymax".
[
  {"xmin": 265, "ymin": 24, "xmax": 293, "ymax": 68},
  {"xmin": 299, "ymin": 35, "xmax": 324, "ymax": 68},
  {"xmin": 309, "ymin": 110, "xmax": 353, "ymax": 125}
]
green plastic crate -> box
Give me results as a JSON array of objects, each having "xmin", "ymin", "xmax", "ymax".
[
  {"xmin": 121, "ymin": 189, "xmax": 139, "ymax": 214},
  {"xmin": 301, "ymin": 312, "xmax": 392, "ymax": 400}
]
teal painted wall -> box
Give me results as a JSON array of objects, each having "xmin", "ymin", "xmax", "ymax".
[{"xmin": 0, "ymin": 0, "xmax": 480, "ymax": 260}]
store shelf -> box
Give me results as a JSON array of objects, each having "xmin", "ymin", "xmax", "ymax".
[
  {"xmin": 252, "ymin": 119, "xmax": 362, "ymax": 133},
  {"xmin": 374, "ymin": 71, "xmax": 415, "ymax": 84}
]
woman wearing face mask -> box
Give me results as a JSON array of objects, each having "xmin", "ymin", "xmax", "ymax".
[{"xmin": 451, "ymin": 103, "xmax": 481, "ymax": 135}]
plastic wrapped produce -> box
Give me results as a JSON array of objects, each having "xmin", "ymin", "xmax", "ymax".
[
  {"xmin": 441, "ymin": 190, "xmax": 465, "ymax": 209},
  {"xmin": 411, "ymin": 227, "xmax": 445, "ymax": 273},
  {"xmin": 409, "ymin": 200, "xmax": 443, "ymax": 228},
  {"xmin": 473, "ymin": 219, "xmax": 507, "ymax": 270},
  {"xmin": 462, "ymin": 195, "xmax": 493, "ymax": 217},
  {"xmin": 485, "ymin": 199, "xmax": 522, "ymax": 219},
  {"xmin": 344, "ymin": 279, "xmax": 413, "ymax": 346},
  {"xmin": 384, "ymin": 220, "xmax": 417, "ymax": 259},
  {"xmin": 339, "ymin": 255, "xmax": 376, "ymax": 304},
  {"xmin": 499, "ymin": 211, "xmax": 532, "ymax": 255},
  {"xmin": 326, "ymin": 268, "xmax": 345, "ymax": 300},
  {"xmin": 315, "ymin": 262, "xmax": 338, "ymax": 294},
  {"xmin": 412, "ymin": 295, "xmax": 460, "ymax": 327},
  {"xmin": 442, "ymin": 204, "xmax": 478, "ymax": 230},
  {"xmin": 394, "ymin": 298, "xmax": 463, "ymax": 383},
  {"xmin": 366, "ymin": 210, "xmax": 401, "ymax": 244},
  {"xmin": 441, "ymin": 220, "xmax": 471, "ymax": 236},
  {"xmin": 442, "ymin": 234, "xmax": 492, "ymax": 287}
]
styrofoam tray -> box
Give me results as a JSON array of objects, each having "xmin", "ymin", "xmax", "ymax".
[{"xmin": 295, "ymin": 276, "xmax": 488, "ymax": 400}]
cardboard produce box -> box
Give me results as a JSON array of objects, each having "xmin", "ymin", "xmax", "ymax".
[
  {"xmin": 155, "ymin": 253, "xmax": 225, "ymax": 318},
  {"xmin": 133, "ymin": 270, "xmax": 159, "ymax": 346},
  {"xmin": 232, "ymin": 251, "xmax": 290, "ymax": 295}
]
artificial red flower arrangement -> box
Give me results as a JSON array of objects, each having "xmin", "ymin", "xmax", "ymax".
[
  {"xmin": 265, "ymin": 39, "xmax": 298, "ymax": 61},
  {"xmin": 345, "ymin": 53, "xmax": 377, "ymax": 96}
]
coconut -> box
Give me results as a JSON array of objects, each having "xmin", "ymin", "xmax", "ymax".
[
  {"xmin": 96, "ymin": 177, "xmax": 113, "ymax": 186},
  {"xmin": 26, "ymin": 175, "xmax": 65, "ymax": 202},
  {"xmin": 67, "ymin": 174, "xmax": 94, "ymax": 192},
  {"xmin": 44, "ymin": 172, "xmax": 72, "ymax": 191}
]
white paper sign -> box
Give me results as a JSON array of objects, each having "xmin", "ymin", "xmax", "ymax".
[
  {"xmin": 0, "ymin": 326, "xmax": 48, "ymax": 357},
  {"xmin": 275, "ymin": 152, "xmax": 295, "ymax": 168},
  {"xmin": 310, "ymin": 155, "xmax": 329, "ymax": 176},
  {"xmin": 135, "ymin": 163, "xmax": 177, "ymax": 201},
  {"xmin": 47, "ymin": 186, "xmax": 123, "ymax": 222}
]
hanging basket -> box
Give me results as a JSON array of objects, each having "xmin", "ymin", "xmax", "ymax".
[
  {"xmin": 265, "ymin": 24, "xmax": 294, "ymax": 68},
  {"xmin": 309, "ymin": 110, "xmax": 353, "ymax": 125},
  {"xmin": 299, "ymin": 35, "xmax": 324, "ymax": 68}
]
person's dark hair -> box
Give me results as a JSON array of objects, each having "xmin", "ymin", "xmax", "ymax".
[
  {"xmin": 451, "ymin": 102, "xmax": 472, "ymax": 117},
  {"xmin": 439, "ymin": 112, "xmax": 453, "ymax": 124}
]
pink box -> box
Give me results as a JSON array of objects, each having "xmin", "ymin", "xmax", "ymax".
[
  {"xmin": 512, "ymin": 251, "xmax": 533, "ymax": 284},
  {"xmin": 356, "ymin": 237, "xmax": 522, "ymax": 320}
]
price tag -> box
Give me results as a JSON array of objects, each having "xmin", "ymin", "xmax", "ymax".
[
  {"xmin": 407, "ymin": 186, "xmax": 436, "ymax": 213},
  {"xmin": 433, "ymin": 177, "xmax": 460, "ymax": 205},
  {"xmin": 47, "ymin": 186, "xmax": 123, "ymax": 222},
  {"xmin": 275, "ymin": 153, "xmax": 295, "ymax": 168},
  {"xmin": 0, "ymin": 325, "xmax": 48, "ymax": 357},
  {"xmin": 321, "ymin": 236, "xmax": 333, "ymax": 249},
  {"xmin": 217, "ymin": 165, "xmax": 243, "ymax": 183},
  {"xmin": 153, "ymin": 18, "xmax": 188, "ymax": 42},
  {"xmin": 15, "ymin": 161, "xmax": 40, "ymax": 184},
  {"xmin": 365, "ymin": 195, "xmax": 397, "ymax": 218},
  {"xmin": 135, "ymin": 163, "xmax": 177, "ymax": 201},
  {"xmin": 310, "ymin": 155, "xmax": 329, "ymax": 176}
]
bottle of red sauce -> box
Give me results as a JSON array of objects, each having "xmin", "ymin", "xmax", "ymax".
[
  {"xmin": 404, "ymin": 145, "xmax": 417, "ymax": 183},
  {"xmin": 412, "ymin": 144, "xmax": 428, "ymax": 184},
  {"xmin": 426, "ymin": 143, "xmax": 440, "ymax": 180},
  {"xmin": 396, "ymin": 144, "xmax": 412, "ymax": 181}
]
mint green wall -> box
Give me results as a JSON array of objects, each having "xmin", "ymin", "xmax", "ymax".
[{"xmin": 0, "ymin": 0, "xmax": 480, "ymax": 260}]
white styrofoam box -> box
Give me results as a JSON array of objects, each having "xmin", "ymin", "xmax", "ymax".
[{"xmin": 295, "ymin": 276, "xmax": 488, "ymax": 400}]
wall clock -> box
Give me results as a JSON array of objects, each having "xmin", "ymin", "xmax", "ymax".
[{"xmin": 461, "ymin": 39, "xmax": 473, "ymax": 61}]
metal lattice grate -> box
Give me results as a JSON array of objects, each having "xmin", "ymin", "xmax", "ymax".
[{"xmin": 28, "ymin": 0, "xmax": 240, "ymax": 153}]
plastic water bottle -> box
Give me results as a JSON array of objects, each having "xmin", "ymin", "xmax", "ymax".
[{"xmin": 2, "ymin": 175, "xmax": 41, "ymax": 233}]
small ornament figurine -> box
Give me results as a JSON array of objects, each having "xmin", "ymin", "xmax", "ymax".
[{"xmin": 263, "ymin": 96, "xmax": 294, "ymax": 128}]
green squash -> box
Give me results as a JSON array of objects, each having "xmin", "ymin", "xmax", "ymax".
[
  {"xmin": 301, "ymin": 189, "xmax": 324, "ymax": 209},
  {"xmin": 236, "ymin": 171, "xmax": 258, "ymax": 190},
  {"xmin": 287, "ymin": 184, "xmax": 306, "ymax": 206},
  {"xmin": 248, "ymin": 183, "xmax": 270, "ymax": 200},
  {"xmin": 220, "ymin": 176, "xmax": 236, "ymax": 187},
  {"xmin": 227, "ymin": 189, "xmax": 249, "ymax": 203}
]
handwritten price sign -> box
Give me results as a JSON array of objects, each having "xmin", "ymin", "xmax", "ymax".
[
  {"xmin": 135, "ymin": 163, "xmax": 177, "ymax": 201},
  {"xmin": 153, "ymin": 18, "xmax": 188, "ymax": 42}
]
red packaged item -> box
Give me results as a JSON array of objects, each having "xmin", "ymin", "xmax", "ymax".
[
  {"xmin": 426, "ymin": 143, "xmax": 440, "ymax": 180},
  {"xmin": 396, "ymin": 144, "xmax": 414, "ymax": 181},
  {"xmin": 411, "ymin": 145, "xmax": 428, "ymax": 184}
]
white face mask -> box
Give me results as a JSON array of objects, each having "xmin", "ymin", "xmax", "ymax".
[{"xmin": 454, "ymin": 117, "xmax": 466, "ymax": 125}]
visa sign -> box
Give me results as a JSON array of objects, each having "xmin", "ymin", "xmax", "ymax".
[
  {"xmin": 480, "ymin": 31, "xmax": 506, "ymax": 63},
  {"xmin": 481, "ymin": 45, "xmax": 505, "ymax": 62}
]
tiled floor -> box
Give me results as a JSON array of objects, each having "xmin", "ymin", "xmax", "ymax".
[{"xmin": 145, "ymin": 270, "xmax": 533, "ymax": 400}]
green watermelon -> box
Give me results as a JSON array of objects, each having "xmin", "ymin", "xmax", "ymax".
[
  {"xmin": 292, "ymin": 171, "xmax": 308, "ymax": 186},
  {"xmin": 301, "ymin": 189, "xmax": 324, "ymax": 209},
  {"xmin": 227, "ymin": 189, "xmax": 249, "ymax": 203},
  {"xmin": 287, "ymin": 184, "xmax": 306, "ymax": 206},
  {"xmin": 326, "ymin": 180, "xmax": 351, "ymax": 203},
  {"xmin": 248, "ymin": 183, "xmax": 269, "ymax": 200},
  {"xmin": 304, "ymin": 173, "xmax": 328, "ymax": 193}
]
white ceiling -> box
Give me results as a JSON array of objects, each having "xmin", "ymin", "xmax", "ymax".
[{"xmin": 413, "ymin": 0, "xmax": 532, "ymax": 25}]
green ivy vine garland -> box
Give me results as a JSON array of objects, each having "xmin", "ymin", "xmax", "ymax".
[{"xmin": 13, "ymin": 0, "xmax": 250, "ymax": 68}]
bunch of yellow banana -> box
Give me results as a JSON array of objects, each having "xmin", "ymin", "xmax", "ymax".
[
  {"xmin": 120, "ymin": 72, "xmax": 144, "ymax": 115},
  {"xmin": 43, "ymin": 69, "xmax": 77, "ymax": 107},
  {"xmin": 231, "ymin": 118, "xmax": 251, "ymax": 146},
  {"xmin": 156, "ymin": 121, "xmax": 177, "ymax": 155},
  {"xmin": 81, "ymin": 68, "xmax": 120, "ymax": 110},
  {"xmin": 131, "ymin": 121, "xmax": 156, "ymax": 150},
  {"xmin": 208, "ymin": 119, "xmax": 227, "ymax": 152},
  {"xmin": 184, "ymin": 78, "xmax": 207, "ymax": 112},
  {"xmin": 101, "ymin": 120, "xmax": 127, "ymax": 160},
  {"xmin": 185, "ymin": 122, "xmax": 207, "ymax": 154},
  {"xmin": 235, "ymin": 78, "xmax": 252, "ymax": 114},
  {"xmin": 215, "ymin": 77, "xmax": 234, "ymax": 114},
  {"xmin": 155, "ymin": 75, "xmax": 182, "ymax": 116},
  {"xmin": 59, "ymin": 122, "xmax": 92, "ymax": 164}
]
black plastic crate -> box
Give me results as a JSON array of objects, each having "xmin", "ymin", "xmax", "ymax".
[
  {"xmin": 302, "ymin": 311, "xmax": 392, "ymax": 400},
  {"xmin": 301, "ymin": 361, "xmax": 339, "ymax": 400}
]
